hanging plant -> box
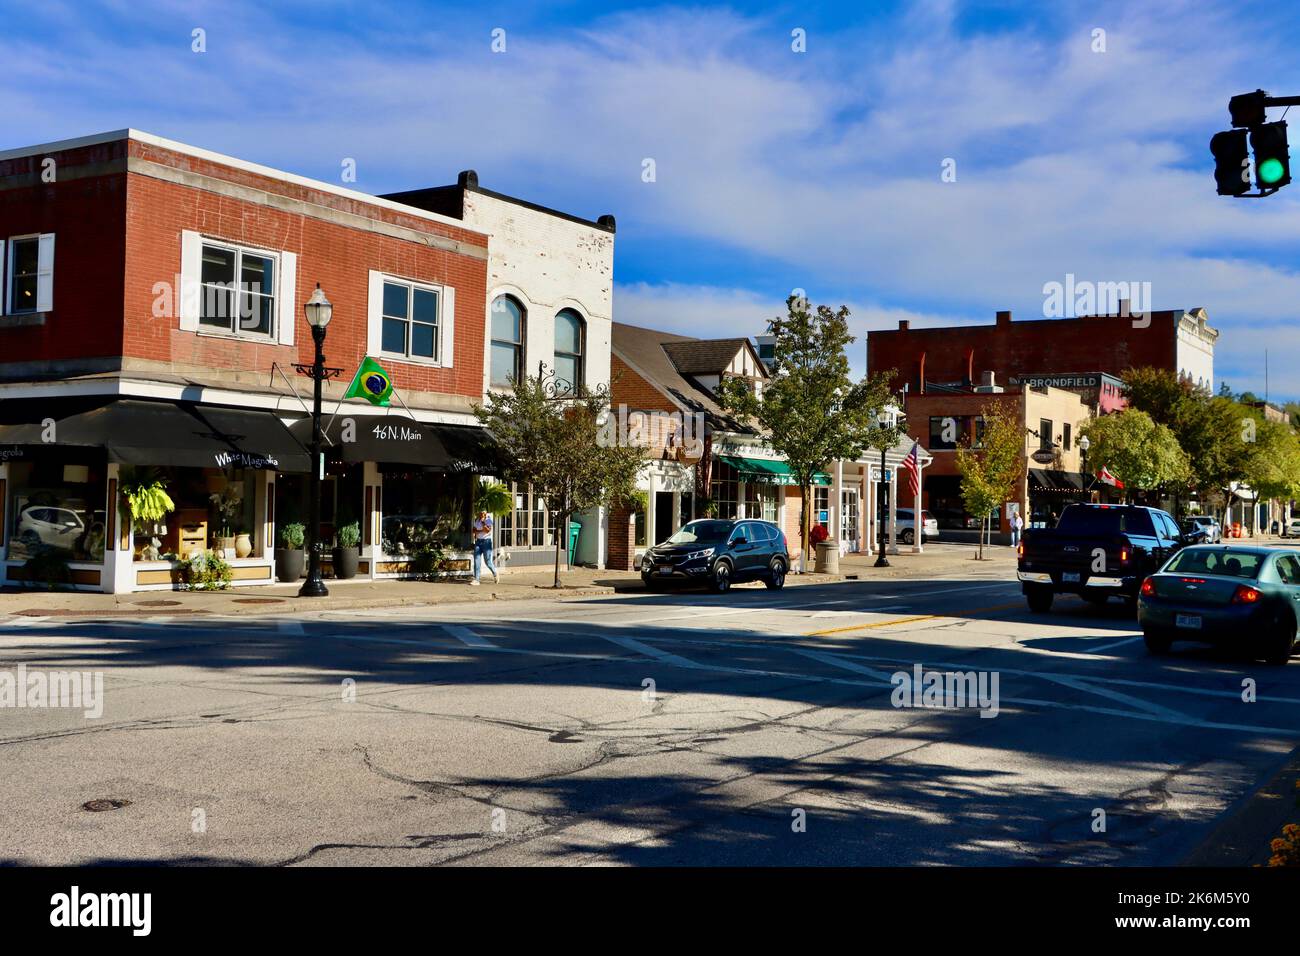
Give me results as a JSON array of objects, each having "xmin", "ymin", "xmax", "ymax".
[
  {"xmin": 118, "ymin": 467, "xmax": 176, "ymax": 524},
  {"xmin": 475, "ymin": 480, "xmax": 514, "ymax": 517}
]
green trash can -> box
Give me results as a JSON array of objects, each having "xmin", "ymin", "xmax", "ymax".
[{"xmin": 568, "ymin": 521, "xmax": 582, "ymax": 564}]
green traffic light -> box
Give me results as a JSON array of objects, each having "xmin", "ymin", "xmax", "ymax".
[{"xmin": 1259, "ymin": 157, "xmax": 1286, "ymax": 184}]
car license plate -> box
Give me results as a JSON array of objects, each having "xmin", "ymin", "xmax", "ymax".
[
  {"xmin": 657, "ymin": 565, "xmax": 673, "ymax": 575},
  {"xmin": 1062, "ymin": 572, "xmax": 1080, "ymax": 583},
  {"xmin": 1176, "ymin": 613, "xmax": 1202, "ymax": 630}
]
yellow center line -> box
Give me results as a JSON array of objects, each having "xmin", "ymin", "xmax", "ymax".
[{"xmin": 804, "ymin": 601, "xmax": 1026, "ymax": 636}]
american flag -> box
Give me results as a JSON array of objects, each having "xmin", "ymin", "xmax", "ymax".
[{"xmin": 901, "ymin": 440, "xmax": 921, "ymax": 498}]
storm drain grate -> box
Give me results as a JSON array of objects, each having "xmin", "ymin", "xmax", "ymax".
[
  {"xmin": 232, "ymin": 598, "xmax": 286, "ymax": 605},
  {"xmin": 82, "ymin": 799, "xmax": 131, "ymax": 813},
  {"xmin": 132, "ymin": 599, "xmax": 182, "ymax": 607}
]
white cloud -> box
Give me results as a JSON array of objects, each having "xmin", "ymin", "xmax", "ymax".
[{"xmin": 3, "ymin": 0, "xmax": 1299, "ymax": 397}]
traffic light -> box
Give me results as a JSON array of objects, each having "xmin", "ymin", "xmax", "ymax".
[
  {"xmin": 1229, "ymin": 89, "xmax": 1268, "ymax": 128},
  {"xmin": 1210, "ymin": 128, "xmax": 1251, "ymax": 196},
  {"xmin": 1250, "ymin": 120, "xmax": 1291, "ymax": 190}
]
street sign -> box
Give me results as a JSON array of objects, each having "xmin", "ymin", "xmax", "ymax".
[{"xmin": 1031, "ymin": 449, "xmax": 1055, "ymax": 464}]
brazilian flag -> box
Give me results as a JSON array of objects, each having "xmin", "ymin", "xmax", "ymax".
[{"xmin": 344, "ymin": 356, "xmax": 394, "ymax": 407}]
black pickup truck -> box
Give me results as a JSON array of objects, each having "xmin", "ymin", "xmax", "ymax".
[{"xmin": 1017, "ymin": 503, "xmax": 1207, "ymax": 613}]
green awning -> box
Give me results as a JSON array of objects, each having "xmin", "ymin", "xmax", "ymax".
[{"xmin": 716, "ymin": 455, "xmax": 830, "ymax": 486}]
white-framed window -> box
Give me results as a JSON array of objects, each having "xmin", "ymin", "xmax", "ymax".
[
  {"xmin": 366, "ymin": 270, "xmax": 455, "ymax": 368},
  {"xmin": 3, "ymin": 233, "xmax": 54, "ymax": 314},
  {"xmin": 178, "ymin": 230, "xmax": 297, "ymax": 346},
  {"xmin": 199, "ymin": 239, "xmax": 278, "ymax": 338},
  {"xmin": 490, "ymin": 294, "xmax": 526, "ymax": 387},
  {"xmin": 554, "ymin": 308, "xmax": 585, "ymax": 393}
]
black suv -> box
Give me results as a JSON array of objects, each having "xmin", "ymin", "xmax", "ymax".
[{"xmin": 641, "ymin": 518, "xmax": 789, "ymax": 593}]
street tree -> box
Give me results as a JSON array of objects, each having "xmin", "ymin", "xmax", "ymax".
[
  {"xmin": 1121, "ymin": 367, "xmax": 1241, "ymax": 516},
  {"xmin": 475, "ymin": 368, "xmax": 646, "ymax": 587},
  {"xmin": 1238, "ymin": 413, "xmax": 1300, "ymax": 532},
  {"xmin": 954, "ymin": 403, "xmax": 1025, "ymax": 559},
  {"xmin": 715, "ymin": 294, "xmax": 897, "ymax": 571},
  {"xmin": 1078, "ymin": 409, "xmax": 1190, "ymax": 502}
]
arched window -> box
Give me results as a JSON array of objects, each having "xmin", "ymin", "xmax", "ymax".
[
  {"xmin": 489, "ymin": 295, "xmax": 525, "ymax": 387},
  {"xmin": 554, "ymin": 308, "xmax": 585, "ymax": 393}
]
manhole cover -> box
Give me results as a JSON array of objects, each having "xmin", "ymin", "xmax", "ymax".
[
  {"xmin": 82, "ymin": 799, "xmax": 131, "ymax": 812},
  {"xmin": 232, "ymin": 598, "xmax": 286, "ymax": 605},
  {"xmin": 132, "ymin": 599, "xmax": 182, "ymax": 607}
]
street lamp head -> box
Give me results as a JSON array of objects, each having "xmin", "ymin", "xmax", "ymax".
[
  {"xmin": 304, "ymin": 283, "xmax": 333, "ymax": 329},
  {"xmin": 1078, "ymin": 434, "xmax": 1090, "ymax": 452},
  {"xmin": 876, "ymin": 406, "xmax": 895, "ymax": 428}
]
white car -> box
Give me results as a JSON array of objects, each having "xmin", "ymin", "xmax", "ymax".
[
  {"xmin": 1288, "ymin": 518, "xmax": 1300, "ymax": 538},
  {"xmin": 17, "ymin": 505, "xmax": 85, "ymax": 549}
]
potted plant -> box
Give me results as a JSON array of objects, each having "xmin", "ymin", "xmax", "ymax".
[
  {"xmin": 118, "ymin": 467, "xmax": 176, "ymax": 556},
  {"xmin": 209, "ymin": 483, "xmax": 245, "ymax": 558},
  {"xmin": 332, "ymin": 521, "xmax": 361, "ymax": 580},
  {"xmin": 276, "ymin": 522, "xmax": 305, "ymax": 582}
]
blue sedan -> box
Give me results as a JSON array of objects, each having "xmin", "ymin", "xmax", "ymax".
[{"xmin": 1137, "ymin": 545, "xmax": 1300, "ymax": 664}]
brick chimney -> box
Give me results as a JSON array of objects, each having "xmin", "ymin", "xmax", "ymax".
[{"xmin": 996, "ymin": 310, "xmax": 1011, "ymax": 326}]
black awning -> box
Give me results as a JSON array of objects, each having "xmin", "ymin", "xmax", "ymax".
[
  {"xmin": 0, "ymin": 398, "xmax": 309, "ymax": 472},
  {"xmin": 289, "ymin": 413, "xmax": 468, "ymax": 468},
  {"xmin": 1029, "ymin": 468, "xmax": 1085, "ymax": 492},
  {"xmin": 434, "ymin": 424, "xmax": 510, "ymax": 473}
]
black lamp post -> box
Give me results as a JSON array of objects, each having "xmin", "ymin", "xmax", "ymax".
[
  {"xmin": 299, "ymin": 284, "xmax": 333, "ymax": 598},
  {"xmin": 874, "ymin": 404, "xmax": 897, "ymax": 569}
]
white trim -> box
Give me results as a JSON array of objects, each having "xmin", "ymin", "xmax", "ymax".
[
  {"xmin": 35, "ymin": 234, "xmax": 54, "ymax": 312},
  {"xmin": 277, "ymin": 250, "xmax": 297, "ymax": 347},
  {"xmin": 441, "ymin": 285, "xmax": 455, "ymax": 368},
  {"xmin": 179, "ymin": 230, "xmax": 202, "ymax": 331},
  {"xmin": 0, "ymin": 378, "xmax": 482, "ymax": 426},
  {"xmin": 0, "ymin": 129, "xmax": 470, "ymax": 232}
]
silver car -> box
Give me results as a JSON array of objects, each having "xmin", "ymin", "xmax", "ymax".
[
  {"xmin": 896, "ymin": 508, "xmax": 939, "ymax": 544},
  {"xmin": 17, "ymin": 505, "xmax": 85, "ymax": 549}
]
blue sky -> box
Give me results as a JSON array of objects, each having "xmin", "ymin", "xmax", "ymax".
[{"xmin": 4, "ymin": 0, "xmax": 1300, "ymax": 398}]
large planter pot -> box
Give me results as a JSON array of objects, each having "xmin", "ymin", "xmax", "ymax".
[
  {"xmin": 275, "ymin": 548, "xmax": 305, "ymax": 583},
  {"xmin": 332, "ymin": 546, "xmax": 360, "ymax": 580},
  {"xmin": 234, "ymin": 533, "xmax": 253, "ymax": 559}
]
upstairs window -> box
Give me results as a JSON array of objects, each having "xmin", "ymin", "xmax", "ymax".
[
  {"xmin": 381, "ymin": 280, "xmax": 440, "ymax": 361},
  {"xmin": 199, "ymin": 240, "xmax": 277, "ymax": 338},
  {"xmin": 490, "ymin": 295, "xmax": 525, "ymax": 387},
  {"xmin": 4, "ymin": 234, "xmax": 54, "ymax": 314},
  {"xmin": 554, "ymin": 308, "xmax": 585, "ymax": 394}
]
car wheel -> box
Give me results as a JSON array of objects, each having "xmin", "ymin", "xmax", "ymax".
[
  {"xmin": 1143, "ymin": 626, "xmax": 1172, "ymax": 655},
  {"xmin": 765, "ymin": 559, "xmax": 786, "ymax": 590},
  {"xmin": 1261, "ymin": 609, "xmax": 1297, "ymax": 665},
  {"xmin": 641, "ymin": 574, "xmax": 663, "ymax": 592},
  {"xmin": 710, "ymin": 561, "xmax": 733, "ymax": 594},
  {"xmin": 1026, "ymin": 586, "xmax": 1054, "ymax": 613},
  {"xmin": 900, "ymin": 528, "xmax": 914, "ymax": 545}
]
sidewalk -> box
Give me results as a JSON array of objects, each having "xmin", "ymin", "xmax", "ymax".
[{"xmin": 0, "ymin": 542, "xmax": 1010, "ymax": 619}]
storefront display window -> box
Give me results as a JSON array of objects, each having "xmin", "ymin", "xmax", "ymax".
[
  {"xmin": 6, "ymin": 459, "xmax": 107, "ymax": 563},
  {"xmin": 710, "ymin": 460, "xmax": 739, "ymax": 519},
  {"xmin": 380, "ymin": 470, "xmax": 469, "ymax": 555},
  {"xmin": 497, "ymin": 482, "xmax": 556, "ymax": 549}
]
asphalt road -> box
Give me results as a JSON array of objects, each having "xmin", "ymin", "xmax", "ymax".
[{"xmin": 1, "ymin": 566, "xmax": 1297, "ymax": 866}]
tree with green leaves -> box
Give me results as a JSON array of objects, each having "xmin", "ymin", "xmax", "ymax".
[
  {"xmin": 954, "ymin": 404, "xmax": 1025, "ymax": 559},
  {"xmin": 1238, "ymin": 413, "xmax": 1300, "ymax": 533},
  {"xmin": 475, "ymin": 370, "xmax": 646, "ymax": 587},
  {"xmin": 1078, "ymin": 409, "xmax": 1190, "ymax": 502},
  {"xmin": 714, "ymin": 295, "xmax": 897, "ymax": 571}
]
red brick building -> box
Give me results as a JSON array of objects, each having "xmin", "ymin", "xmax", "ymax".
[
  {"xmin": 0, "ymin": 129, "xmax": 611, "ymax": 591},
  {"xmin": 868, "ymin": 308, "xmax": 1218, "ymax": 397}
]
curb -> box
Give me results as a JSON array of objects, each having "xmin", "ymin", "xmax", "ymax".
[{"xmin": 1182, "ymin": 745, "xmax": 1300, "ymax": 867}]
